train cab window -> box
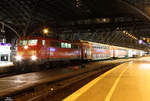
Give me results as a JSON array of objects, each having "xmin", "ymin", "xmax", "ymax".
[
  {"xmin": 19, "ymin": 40, "xmax": 27, "ymax": 46},
  {"xmin": 28, "ymin": 39, "xmax": 38, "ymax": 46},
  {"xmin": 42, "ymin": 40, "xmax": 45, "ymax": 46},
  {"xmin": 65, "ymin": 43, "xmax": 68, "ymax": 48}
]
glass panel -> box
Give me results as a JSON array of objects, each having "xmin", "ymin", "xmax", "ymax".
[
  {"xmin": 42, "ymin": 40, "xmax": 45, "ymax": 46},
  {"xmin": 19, "ymin": 40, "xmax": 27, "ymax": 46},
  {"xmin": 65, "ymin": 43, "xmax": 68, "ymax": 48},
  {"xmin": 28, "ymin": 39, "xmax": 38, "ymax": 45},
  {"xmin": 61, "ymin": 42, "xmax": 66, "ymax": 48},
  {"xmin": 68, "ymin": 43, "xmax": 71, "ymax": 48}
]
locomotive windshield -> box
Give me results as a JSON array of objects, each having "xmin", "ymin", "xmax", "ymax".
[
  {"xmin": 28, "ymin": 39, "xmax": 38, "ymax": 46},
  {"xmin": 19, "ymin": 40, "xmax": 27, "ymax": 46},
  {"xmin": 19, "ymin": 39, "xmax": 38, "ymax": 46}
]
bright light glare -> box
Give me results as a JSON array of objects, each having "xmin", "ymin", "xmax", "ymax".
[
  {"xmin": 31, "ymin": 55, "xmax": 37, "ymax": 61},
  {"xmin": 16, "ymin": 56, "xmax": 22, "ymax": 61},
  {"xmin": 139, "ymin": 40, "xmax": 143, "ymax": 44},
  {"xmin": 43, "ymin": 28, "xmax": 49, "ymax": 34},
  {"xmin": 0, "ymin": 62, "xmax": 13, "ymax": 67},
  {"xmin": 140, "ymin": 64, "xmax": 150, "ymax": 69},
  {"xmin": 24, "ymin": 46, "xmax": 28, "ymax": 49},
  {"xmin": 14, "ymin": 78, "xmax": 24, "ymax": 83}
]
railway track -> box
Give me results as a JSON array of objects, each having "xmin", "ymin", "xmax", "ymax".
[
  {"xmin": 0, "ymin": 59, "xmax": 131, "ymax": 101},
  {"xmin": 28, "ymin": 63, "xmax": 120, "ymax": 101},
  {"xmin": 0, "ymin": 58, "xmax": 140, "ymax": 101},
  {"xmin": 0, "ymin": 58, "xmax": 128, "ymax": 78}
]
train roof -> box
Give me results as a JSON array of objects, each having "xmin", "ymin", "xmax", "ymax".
[
  {"xmin": 79, "ymin": 40, "xmax": 144, "ymax": 51},
  {"xmin": 18, "ymin": 37, "xmax": 144, "ymax": 52},
  {"xmin": 18, "ymin": 36, "xmax": 74, "ymax": 43}
]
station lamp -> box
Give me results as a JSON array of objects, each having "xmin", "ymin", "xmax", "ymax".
[
  {"xmin": 43, "ymin": 28, "xmax": 49, "ymax": 35},
  {"xmin": 139, "ymin": 40, "xmax": 143, "ymax": 44},
  {"xmin": 123, "ymin": 30, "xmax": 126, "ymax": 34},
  {"xmin": 147, "ymin": 39, "xmax": 150, "ymax": 43}
]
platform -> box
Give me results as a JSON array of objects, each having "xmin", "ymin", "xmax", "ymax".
[
  {"xmin": 63, "ymin": 57, "xmax": 150, "ymax": 101},
  {"xmin": 0, "ymin": 62, "xmax": 14, "ymax": 74},
  {"xmin": 0, "ymin": 61, "xmax": 13, "ymax": 68}
]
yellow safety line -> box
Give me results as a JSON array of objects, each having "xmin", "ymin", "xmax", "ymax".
[
  {"xmin": 63, "ymin": 63, "xmax": 128, "ymax": 101},
  {"xmin": 104, "ymin": 66, "xmax": 128, "ymax": 101}
]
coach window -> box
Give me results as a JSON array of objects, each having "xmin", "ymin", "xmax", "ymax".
[
  {"xmin": 19, "ymin": 40, "xmax": 27, "ymax": 46},
  {"xmin": 65, "ymin": 43, "xmax": 68, "ymax": 48},
  {"xmin": 67, "ymin": 43, "xmax": 71, "ymax": 48},
  {"xmin": 42, "ymin": 40, "xmax": 45, "ymax": 46},
  {"xmin": 61, "ymin": 42, "xmax": 66, "ymax": 48}
]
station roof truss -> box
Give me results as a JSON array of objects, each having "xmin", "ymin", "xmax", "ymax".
[{"xmin": 0, "ymin": 0, "xmax": 150, "ymax": 50}]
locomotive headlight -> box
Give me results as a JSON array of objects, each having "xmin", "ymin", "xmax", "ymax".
[
  {"xmin": 24, "ymin": 46, "xmax": 28, "ymax": 49},
  {"xmin": 16, "ymin": 55, "xmax": 22, "ymax": 61},
  {"xmin": 31, "ymin": 55, "xmax": 37, "ymax": 61}
]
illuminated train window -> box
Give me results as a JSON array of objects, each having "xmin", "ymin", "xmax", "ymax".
[
  {"xmin": 61, "ymin": 42, "xmax": 66, "ymax": 48},
  {"xmin": 61, "ymin": 42, "xmax": 71, "ymax": 48},
  {"xmin": 68, "ymin": 44, "xmax": 71, "ymax": 48},
  {"xmin": 28, "ymin": 39, "xmax": 38, "ymax": 45},
  {"xmin": 42, "ymin": 40, "xmax": 45, "ymax": 46},
  {"xmin": 19, "ymin": 40, "xmax": 27, "ymax": 46}
]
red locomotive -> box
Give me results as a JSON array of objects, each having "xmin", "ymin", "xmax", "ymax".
[
  {"xmin": 14, "ymin": 36, "xmax": 144, "ymax": 65},
  {"xmin": 15, "ymin": 36, "xmax": 81, "ymax": 64}
]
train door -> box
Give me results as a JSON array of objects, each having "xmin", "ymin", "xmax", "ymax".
[
  {"xmin": 113, "ymin": 47, "xmax": 118, "ymax": 58},
  {"xmin": 84, "ymin": 46, "xmax": 91, "ymax": 59},
  {"xmin": 82, "ymin": 42, "xmax": 91, "ymax": 60},
  {"xmin": 110, "ymin": 46, "xmax": 114, "ymax": 58}
]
